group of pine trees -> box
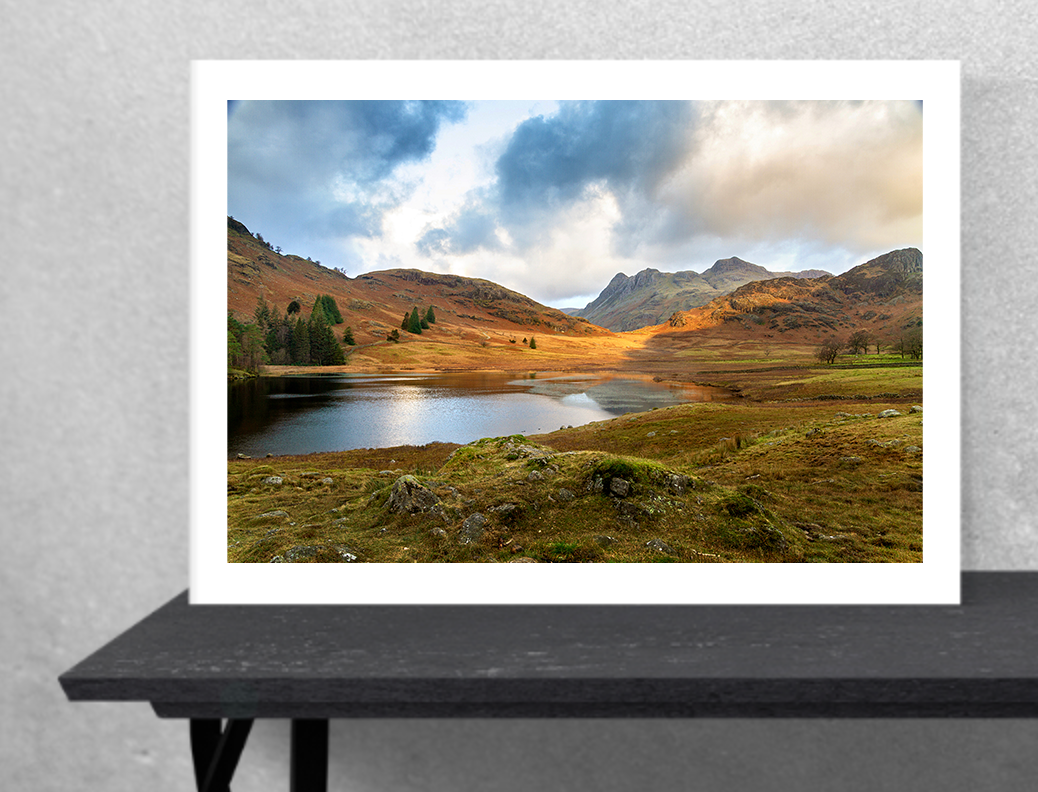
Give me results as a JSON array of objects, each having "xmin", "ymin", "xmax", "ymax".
[
  {"xmin": 228, "ymin": 294, "xmax": 354, "ymax": 373},
  {"xmin": 401, "ymin": 305, "xmax": 436, "ymax": 335}
]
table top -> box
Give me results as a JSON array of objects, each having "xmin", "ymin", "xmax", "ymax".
[{"xmin": 60, "ymin": 572, "xmax": 1038, "ymax": 718}]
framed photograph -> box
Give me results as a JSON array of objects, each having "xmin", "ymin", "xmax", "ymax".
[{"xmin": 191, "ymin": 60, "xmax": 960, "ymax": 604}]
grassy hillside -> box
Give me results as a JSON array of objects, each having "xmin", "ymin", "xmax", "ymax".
[
  {"xmin": 226, "ymin": 223, "xmax": 924, "ymax": 564},
  {"xmin": 228, "ymin": 396, "xmax": 922, "ymax": 564}
]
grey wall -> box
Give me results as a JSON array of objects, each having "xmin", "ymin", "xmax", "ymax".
[{"xmin": 4, "ymin": 1, "xmax": 1037, "ymax": 789}]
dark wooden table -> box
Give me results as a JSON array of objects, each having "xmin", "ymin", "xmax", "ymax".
[{"xmin": 60, "ymin": 572, "xmax": 1038, "ymax": 792}]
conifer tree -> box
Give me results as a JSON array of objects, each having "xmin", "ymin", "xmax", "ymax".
[
  {"xmin": 227, "ymin": 330, "xmax": 242, "ymax": 368},
  {"xmin": 254, "ymin": 295, "xmax": 272, "ymax": 330},
  {"xmin": 425, "ymin": 305, "xmax": 436, "ymax": 324},
  {"xmin": 408, "ymin": 307, "xmax": 423, "ymax": 335},
  {"xmin": 238, "ymin": 324, "xmax": 268, "ymax": 372},
  {"xmin": 291, "ymin": 317, "xmax": 310, "ymax": 365},
  {"xmin": 317, "ymin": 295, "xmax": 344, "ymax": 324},
  {"xmin": 308, "ymin": 301, "xmax": 332, "ymax": 364}
]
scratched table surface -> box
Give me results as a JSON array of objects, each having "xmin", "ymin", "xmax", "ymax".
[{"xmin": 60, "ymin": 572, "xmax": 1038, "ymax": 719}]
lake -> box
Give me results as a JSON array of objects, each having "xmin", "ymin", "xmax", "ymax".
[{"xmin": 228, "ymin": 371, "xmax": 735, "ymax": 457}]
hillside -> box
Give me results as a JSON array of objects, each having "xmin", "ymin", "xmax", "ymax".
[
  {"xmin": 576, "ymin": 257, "xmax": 830, "ymax": 332},
  {"xmin": 656, "ymin": 248, "xmax": 923, "ymax": 346},
  {"xmin": 227, "ymin": 217, "xmax": 608, "ymax": 347}
]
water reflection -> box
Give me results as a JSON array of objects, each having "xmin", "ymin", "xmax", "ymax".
[{"xmin": 228, "ymin": 371, "xmax": 733, "ymax": 458}]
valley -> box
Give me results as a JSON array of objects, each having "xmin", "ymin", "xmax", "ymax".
[{"xmin": 226, "ymin": 218, "xmax": 924, "ymax": 564}]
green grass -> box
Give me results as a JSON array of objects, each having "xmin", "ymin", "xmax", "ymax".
[{"xmin": 227, "ymin": 400, "xmax": 922, "ymax": 564}]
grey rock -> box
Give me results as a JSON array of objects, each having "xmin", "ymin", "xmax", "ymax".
[
  {"xmin": 645, "ymin": 539, "xmax": 676, "ymax": 554},
  {"xmin": 878, "ymin": 409, "xmax": 903, "ymax": 418},
  {"xmin": 905, "ymin": 445, "xmax": 922, "ymax": 454},
  {"xmin": 460, "ymin": 513, "xmax": 488, "ymax": 544},
  {"xmin": 261, "ymin": 476, "xmax": 284, "ymax": 486},
  {"xmin": 646, "ymin": 431, "xmax": 656, "ymax": 438},
  {"xmin": 283, "ymin": 544, "xmax": 359, "ymax": 563},
  {"xmin": 609, "ymin": 477, "xmax": 632, "ymax": 498},
  {"xmin": 429, "ymin": 502, "xmax": 455, "ymax": 524},
  {"xmin": 284, "ymin": 545, "xmax": 320, "ymax": 562},
  {"xmin": 330, "ymin": 545, "xmax": 359, "ymax": 562},
  {"xmin": 491, "ymin": 503, "xmax": 522, "ymax": 522},
  {"xmin": 909, "ymin": 405, "xmax": 923, "ymax": 414},
  {"xmin": 557, "ymin": 488, "xmax": 576, "ymax": 502},
  {"xmin": 255, "ymin": 510, "xmax": 289, "ymax": 520},
  {"xmin": 593, "ymin": 534, "xmax": 617, "ymax": 547},
  {"xmin": 527, "ymin": 470, "xmax": 545, "ymax": 482},
  {"xmin": 509, "ymin": 557, "xmax": 539, "ymax": 563},
  {"xmin": 839, "ymin": 456, "xmax": 863, "ymax": 465},
  {"xmin": 387, "ymin": 475, "xmax": 440, "ymax": 514},
  {"xmin": 322, "ymin": 477, "xmax": 334, "ymax": 485},
  {"xmin": 666, "ymin": 474, "xmax": 689, "ymax": 495},
  {"xmin": 614, "ymin": 500, "xmax": 647, "ymax": 527}
]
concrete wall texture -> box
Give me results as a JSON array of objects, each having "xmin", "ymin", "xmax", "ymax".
[{"xmin": 4, "ymin": 1, "xmax": 1038, "ymax": 789}]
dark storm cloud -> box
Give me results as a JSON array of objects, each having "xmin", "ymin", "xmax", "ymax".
[
  {"xmin": 413, "ymin": 100, "xmax": 701, "ymax": 274},
  {"xmin": 227, "ymin": 100, "xmax": 467, "ymax": 263},
  {"xmin": 230, "ymin": 100, "xmax": 466, "ymax": 187},
  {"xmin": 491, "ymin": 101, "xmax": 695, "ymax": 236}
]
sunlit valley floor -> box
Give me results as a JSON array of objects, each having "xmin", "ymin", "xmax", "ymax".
[{"xmin": 228, "ymin": 338, "xmax": 922, "ymax": 564}]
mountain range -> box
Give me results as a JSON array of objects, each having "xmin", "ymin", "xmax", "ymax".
[
  {"xmin": 573, "ymin": 258, "xmax": 830, "ymax": 332},
  {"xmin": 658, "ymin": 247, "xmax": 922, "ymax": 342},
  {"xmin": 228, "ymin": 217, "xmax": 921, "ymax": 352}
]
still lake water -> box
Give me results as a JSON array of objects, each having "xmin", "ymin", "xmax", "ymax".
[{"xmin": 228, "ymin": 372, "xmax": 734, "ymax": 457}]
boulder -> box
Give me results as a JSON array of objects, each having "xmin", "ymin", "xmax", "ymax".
[
  {"xmin": 254, "ymin": 510, "xmax": 289, "ymax": 520},
  {"xmin": 645, "ymin": 539, "xmax": 676, "ymax": 554},
  {"xmin": 459, "ymin": 513, "xmax": 488, "ymax": 544},
  {"xmin": 609, "ymin": 478, "xmax": 632, "ymax": 498},
  {"xmin": 387, "ymin": 475, "xmax": 440, "ymax": 514},
  {"xmin": 878, "ymin": 409, "xmax": 903, "ymax": 418},
  {"xmin": 280, "ymin": 544, "xmax": 359, "ymax": 563},
  {"xmin": 666, "ymin": 474, "xmax": 689, "ymax": 495}
]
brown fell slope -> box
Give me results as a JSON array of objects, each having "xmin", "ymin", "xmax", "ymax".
[
  {"xmin": 228, "ymin": 218, "xmax": 612, "ymax": 357},
  {"xmin": 655, "ymin": 248, "xmax": 923, "ymax": 347}
]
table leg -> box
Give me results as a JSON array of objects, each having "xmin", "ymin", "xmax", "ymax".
[
  {"xmin": 190, "ymin": 718, "xmax": 254, "ymax": 792},
  {"xmin": 290, "ymin": 719, "xmax": 329, "ymax": 792}
]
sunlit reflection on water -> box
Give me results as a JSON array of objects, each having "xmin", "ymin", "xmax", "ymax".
[{"xmin": 228, "ymin": 371, "xmax": 733, "ymax": 457}]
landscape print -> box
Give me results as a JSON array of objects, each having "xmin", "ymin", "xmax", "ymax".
[{"xmin": 225, "ymin": 95, "xmax": 927, "ymax": 568}]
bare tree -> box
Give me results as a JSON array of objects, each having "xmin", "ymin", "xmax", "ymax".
[
  {"xmin": 847, "ymin": 330, "xmax": 872, "ymax": 355},
  {"xmin": 817, "ymin": 337, "xmax": 842, "ymax": 364}
]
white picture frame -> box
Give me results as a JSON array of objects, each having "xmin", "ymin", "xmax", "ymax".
[{"xmin": 192, "ymin": 60, "xmax": 960, "ymax": 605}]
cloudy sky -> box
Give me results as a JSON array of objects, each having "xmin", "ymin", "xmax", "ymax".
[{"xmin": 227, "ymin": 99, "xmax": 922, "ymax": 308}]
